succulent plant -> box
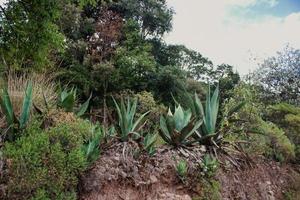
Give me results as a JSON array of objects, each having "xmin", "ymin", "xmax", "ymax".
[
  {"xmin": 0, "ymin": 82, "xmax": 33, "ymax": 141},
  {"xmin": 58, "ymin": 87, "xmax": 92, "ymax": 117},
  {"xmin": 113, "ymin": 97, "xmax": 149, "ymax": 141},
  {"xmin": 159, "ymin": 105, "xmax": 202, "ymax": 147}
]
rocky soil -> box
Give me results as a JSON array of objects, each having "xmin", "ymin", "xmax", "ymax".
[{"xmin": 79, "ymin": 141, "xmax": 300, "ymax": 200}]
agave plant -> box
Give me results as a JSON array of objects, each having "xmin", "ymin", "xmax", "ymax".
[
  {"xmin": 188, "ymin": 85, "xmax": 245, "ymax": 145},
  {"xmin": 113, "ymin": 97, "xmax": 149, "ymax": 141},
  {"xmin": 82, "ymin": 124, "xmax": 103, "ymax": 165},
  {"xmin": 159, "ymin": 105, "xmax": 202, "ymax": 147},
  {"xmin": 142, "ymin": 133, "xmax": 157, "ymax": 156},
  {"xmin": 0, "ymin": 82, "xmax": 33, "ymax": 140},
  {"xmin": 58, "ymin": 87, "xmax": 92, "ymax": 117},
  {"xmin": 197, "ymin": 85, "xmax": 220, "ymax": 142},
  {"xmin": 176, "ymin": 160, "xmax": 188, "ymax": 180}
]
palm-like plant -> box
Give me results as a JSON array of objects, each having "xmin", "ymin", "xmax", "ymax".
[
  {"xmin": 0, "ymin": 82, "xmax": 33, "ymax": 141},
  {"xmin": 113, "ymin": 97, "xmax": 149, "ymax": 141},
  {"xmin": 159, "ymin": 105, "xmax": 202, "ymax": 147}
]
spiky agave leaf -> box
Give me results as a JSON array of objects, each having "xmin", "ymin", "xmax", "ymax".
[
  {"xmin": 58, "ymin": 88, "xmax": 77, "ymax": 112},
  {"xmin": 159, "ymin": 116, "xmax": 172, "ymax": 144},
  {"xmin": 143, "ymin": 133, "xmax": 157, "ymax": 155},
  {"xmin": 19, "ymin": 82, "xmax": 33, "ymax": 129},
  {"xmin": 0, "ymin": 88, "xmax": 14, "ymax": 126},
  {"xmin": 76, "ymin": 93, "xmax": 92, "ymax": 117}
]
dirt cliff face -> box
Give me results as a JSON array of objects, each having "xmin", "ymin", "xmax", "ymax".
[
  {"xmin": 79, "ymin": 141, "xmax": 300, "ymax": 200},
  {"xmin": 218, "ymin": 160, "xmax": 299, "ymax": 200}
]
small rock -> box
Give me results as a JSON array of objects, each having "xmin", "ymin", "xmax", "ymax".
[
  {"xmin": 120, "ymin": 171, "xmax": 127, "ymax": 178},
  {"xmin": 150, "ymin": 175, "xmax": 158, "ymax": 184}
]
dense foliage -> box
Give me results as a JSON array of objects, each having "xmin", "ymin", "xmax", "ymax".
[{"xmin": 3, "ymin": 119, "xmax": 93, "ymax": 199}]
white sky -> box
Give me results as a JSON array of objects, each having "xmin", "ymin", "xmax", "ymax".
[{"xmin": 165, "ymin": 0, "xmax": 300, "ymax": 75}]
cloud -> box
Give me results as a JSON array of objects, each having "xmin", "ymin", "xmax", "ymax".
[
  {"xmin": 165, "ymin": 0, "xmax": 300, "ymax": 75},
  {"xmin": 0, "ymin": 0, "xmax": 6, "ymax": 5},
  {"xmin": 225, "ymin": 0, "xmax": 279, "ymax": 7}
]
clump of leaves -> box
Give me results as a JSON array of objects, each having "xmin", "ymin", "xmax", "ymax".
[
  {"xmin": 3, "ymin": 119, "xmax": 87, "ymax": 200},
  {"xmin": 0, "ymin": 82, "xmax": 32, "ymax": 141},
  {"xmin": 176, "ymin": 159, "xmax": 188, "ymax": 181},
  {"xmin": 185, "ymin": 85, "xmax": 245, "ymax": 145},
  {"xmin": 159, "ymin": 105, "xmax": 202, "ymax": 147},
  {"xmin": 142, "ymin": 133, "xmax": 157, "ymax": 156},
  {"xmin": 200, "ymin": 154, "xmax": 219, "ymax": 178},
  {"xmin": 190, "ymin": 85, "xmax": 220, "ymax": 145},
  {"xmin": 82, "ymin": 123, "xmax": 103, "ymax": 165},
  {"xmin": 58, "ymin": 87, "xmax": 92, "ymax": 117},
  {"xmin": 113, "ymin": 97, "xmax": 149, "ymax": 141}
]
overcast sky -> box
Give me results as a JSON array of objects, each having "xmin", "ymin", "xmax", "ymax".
[{"xmin": 165, "ymin": 0, "xmax": 300, "ymax": 75}]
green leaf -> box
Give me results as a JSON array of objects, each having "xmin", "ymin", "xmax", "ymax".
[
  {"xmin": 0, "ymin": 88, "xmax": 14, "ymax": 126},
  {"xmin": 159, "ymin": 116, "xmax": 172, "ymax": 143},
  {"xmin": 76, "ymin": 93, "xmax": 92, "ymax": 117},
  {"xmin": 20, "ymin": 82, "xmax": 33, "ymax": 129}
]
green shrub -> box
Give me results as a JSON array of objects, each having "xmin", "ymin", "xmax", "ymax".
[
  {"xmin": 221, "ymin": 84, "xmax": 295, "ymax": 162},
  {"xmin": 258, "ymin": 121, "xmax": 295, "ymax": 162},
  {"xmin": 135, "ymin": 91, "xmax": 167, "ymax": 134},
  {"xmin": 194, "ymin": 179, "xmax": 221, "ymax": 200},
  {"xmin": 266, "ymin": 103, "xmax": 300, "ymax": 162},
  {"xmin": 3, "ymin": 119, "xmax": 90, "ymax": 200}
]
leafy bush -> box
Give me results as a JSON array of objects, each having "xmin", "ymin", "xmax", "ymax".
[
  {"xmin": 159, "ymin": 105, "xmax": 202, "ymax": 147},
  {"xmin": 3, "ymin": 119, "xmax": 92, "ymax": 200},
  {"xmin": 113, "ymin": 97, "xmax": 149, "ymax": 141},
  {"xmin": 135, "ymin": 91, "xmax": 167, "ymax": 134},
  {"xmin": 258, "ymin": 121, "xmax": 295, "ymax": 162},
  {"xmin": 221, "ymin": 84, "xmax": 295, "ymax": 162},
  {"xmin": 266, "ymin": 103, "xmax": 300, "ymax": 161}
]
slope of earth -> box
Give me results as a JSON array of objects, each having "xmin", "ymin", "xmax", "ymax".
[{"xmin": 79, "ymin": 141, "xmax": 300, "ymax": 200}]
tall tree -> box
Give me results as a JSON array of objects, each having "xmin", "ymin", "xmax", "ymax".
[
  {"xmin": 0, "ymin": 0, "xmax": 65, "ymax": 71},
  {"xmin": 252, "ymin": 46, "xmax": 300, "ymax": 105}
]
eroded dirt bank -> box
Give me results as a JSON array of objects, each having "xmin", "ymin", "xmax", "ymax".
[{"xmin": 79, "ymin": 142, "xmax": 300, "ymax": 200}]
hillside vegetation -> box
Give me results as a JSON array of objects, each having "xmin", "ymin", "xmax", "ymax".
[{"xmin": 0, "ymin": 1, "xmax": 299, "ymax": 200}]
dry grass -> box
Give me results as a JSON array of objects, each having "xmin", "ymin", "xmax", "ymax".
[{"xmin": 0, "ymin": 72, "xmax": 57, "ymax": 115}]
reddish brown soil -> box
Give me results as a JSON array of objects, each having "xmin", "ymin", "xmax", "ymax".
[
  {"xmin": 218, "ymin": 159, "xmax": 299, "ymax": 200},
  {"xmin": 79, "ymin": 141, "xmax": 300, "ymax": 200}
]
